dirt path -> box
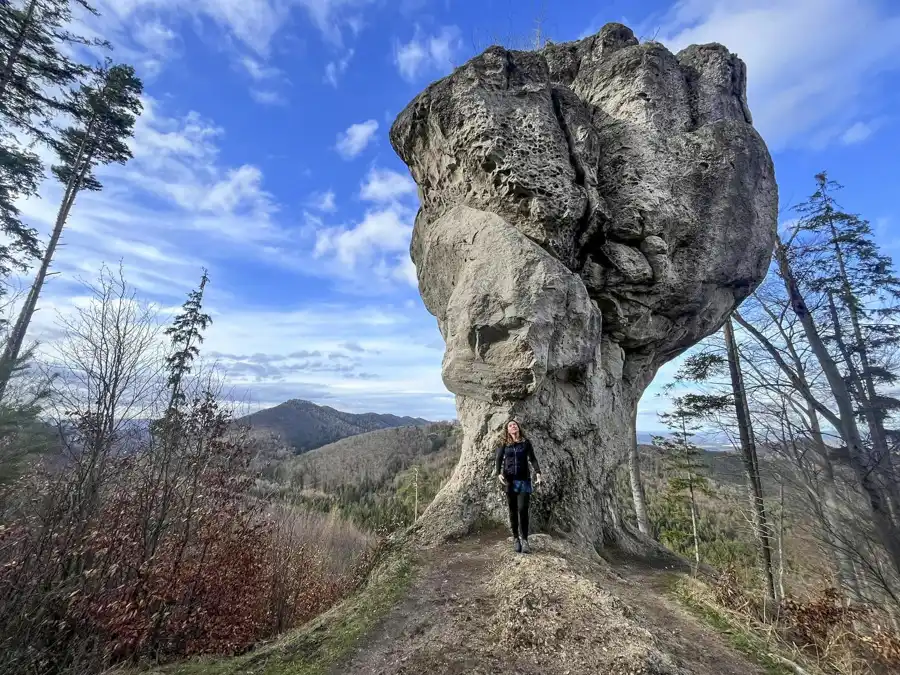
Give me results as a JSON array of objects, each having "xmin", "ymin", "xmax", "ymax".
[{"xmin": 332, "ymin": 532, "xmax": 769, "ymax": 675}]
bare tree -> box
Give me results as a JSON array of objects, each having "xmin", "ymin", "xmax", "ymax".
[
  {"xmin": 628, "ymin": 405, "xmax": 651, "ymax": 536},
  {"xmin": 45, "ymin": 264, "xmax": 166, "ymax": 435},
  {"xmin": 735, "ymin": 271, "xmax": 899, "ymax": 609}
]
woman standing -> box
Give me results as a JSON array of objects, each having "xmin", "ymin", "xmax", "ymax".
[{"xmin": 495, "ymin": 419, "xmax": 542, "ymax": 553}]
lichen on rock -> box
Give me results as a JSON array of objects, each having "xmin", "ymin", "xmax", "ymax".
[{"xmin": 390, "ymin": 23, "xmax": 777, "ymax": 550}]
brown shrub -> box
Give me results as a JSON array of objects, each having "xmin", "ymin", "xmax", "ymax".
[{"xmin": 0, "ymin": 395, "xmax": 378, "ymax": 675}]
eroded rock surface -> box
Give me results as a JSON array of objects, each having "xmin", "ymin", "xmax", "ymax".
[{"xmin": 390, "ymin": 23, "xmax": 777, "ymax": 548}]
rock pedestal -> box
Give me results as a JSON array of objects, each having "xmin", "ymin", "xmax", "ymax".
[{"xmin": 390, "ymin": 24, "xmax": 777, "ymax": 550}]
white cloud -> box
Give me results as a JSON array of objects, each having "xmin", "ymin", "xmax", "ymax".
[
  {"xmin": 360, "ymin": 167, "xmax": 417, "ymax": 202},
  {"xmin": 394, "ymin": 25, "xmax": 462, "ymax": 81},
  {"xmin": 9, "ymin": 2, "xmax": 445, "ymax": 421},
  {"xmin": 199, "ymin": 301, "xmax": 449, "ymax": 416},
  {"xmin": 90, "ymin": 0, "xmax": 378, "ymax": 67},
  {"xmin": 840, "ymin": 121, "xmax": 876, "ymax": 145},
  {"xmin": 93, "ymin": 0, "xmax": 289, "ymax": 56},
  {"xmin": 393, "ymin": 257, "xmax": 418, "ymax": 286},
  {"xmin": 294, "ymin": 0, "xmax": 375, "ymax": 46},
  {"xmin": 250, "ymin": 89, "xmax": 287, "ymax": 105},
  {"xmin": 335, "ymin": 119, "xmax": 379, "ymax": 159},
  {"xmin": 13, "ymin": 94, "xmax": 288, "ymax": 313},
  {"xmin": 301, "ymin": 165, "xmax": 419, "ymax": 289},
  {"xmin": 324, "ymin": 49, "xmax": 354, "ymax": 87},
  {"xmin": 132, "ymin": 18, "xmax": 177, "ymax": 53},
  {"xmin": 241, "ymin": 55, "xmax": 281, "ymax": 82},
  {"xmin": 656, "ymin": 0, "xmax": 900, "ymax": 150},
  {"xmin": 309, "ymin": 190, "xmax": 337, "ymax": 213},
  {"xmin": 314, "ymin": 207, "xmax": 410, "ymax": 267},
  {"xmin": 235, "ymin": 56, "xmax": 289, "ymax": 104}
]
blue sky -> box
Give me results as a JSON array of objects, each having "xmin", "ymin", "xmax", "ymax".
[{"xmin": 14, "ymin": 0, "xmax": 900, "ymax": 430}]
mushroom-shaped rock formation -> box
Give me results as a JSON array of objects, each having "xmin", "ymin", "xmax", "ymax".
[{"xmin": 390, "ymin": 23, "xmax": 777, "ymax": 551}]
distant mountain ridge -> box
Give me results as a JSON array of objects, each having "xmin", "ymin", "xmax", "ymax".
[{"xmin": 240, "ymin": 399, "xmax": 429, "ymax": 454}]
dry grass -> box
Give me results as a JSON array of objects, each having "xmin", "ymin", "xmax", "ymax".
[
  {"xmin": 487, "ymin": 537, "xmax": 683, "ymax": 673},
  {"xmin": 676, "ymin": 574, "xmax": 900, "ymax": 675}
]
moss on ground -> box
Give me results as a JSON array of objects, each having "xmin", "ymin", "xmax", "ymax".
[
  {"xmin": 142, "ymin": 553, "xmax": 413, "ymax": 675},
  {"xmin": 672, "ymin": 579, "xmax": 795, "ymax": 675}
]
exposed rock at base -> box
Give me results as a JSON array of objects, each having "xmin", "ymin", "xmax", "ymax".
[{"xmin": 390, "ymin": 23, "xmax": 777, "ymax": 544}]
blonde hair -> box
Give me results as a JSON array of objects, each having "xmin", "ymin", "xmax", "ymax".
[{"xmin": 500, "ymin": 418, "xmax": 527, "ymax": 446}]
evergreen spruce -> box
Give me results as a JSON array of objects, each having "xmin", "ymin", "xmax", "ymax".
[
  {"xmin": 163, "ymin": 269, "xmax": 212, "ymax": 413},
  {"xmin": 0, "ymin": 0, "xmax": 109, "ymax": 292},
  {"xmin": 0, "ymin": 61, "xmax": 142, "ymax": 401},
  {"xmin": 794, "ymin": 172, "xmax": 900, "ymax": 523},
  {"xmin": 653, "ymin": 397, "xmax": 714, "ymax": 566}
]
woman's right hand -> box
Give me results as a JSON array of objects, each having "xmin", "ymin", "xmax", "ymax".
[{"xmin": 497, "ymin": 474, "xmax": 507, "ymax": 486}]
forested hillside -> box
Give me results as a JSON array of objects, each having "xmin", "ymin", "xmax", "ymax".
[
  {"xmin": 256, "ymin": 421, "xmax": 461, "ymax": 533},
  {"xmin": 240, "ymin": 398, "xmax": 429, "ymax": 454}
]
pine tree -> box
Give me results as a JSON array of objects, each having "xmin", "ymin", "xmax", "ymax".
[
  {"xmin": 145, "ymin": 270, "xmax": 212, "ymax": 560},
  {"xmin": 0, "ymin": 0, "xmax": 108, "ymax": 291},
  {"xmin": 0, "ymin": 61, "xmax": 142, "ymax": 401},
  {"xmin": 653, "ymin": 397, "xmax": 713, "ymax": 566},
  {"xmin": 793, "ymin": 172, "xmax": 900, "ymax": 524},
  {"xmin": 163, "ymin": 269, "xmax": 211, "ymax": 413}
]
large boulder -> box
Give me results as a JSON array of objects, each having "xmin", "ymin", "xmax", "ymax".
[{"xmin": 390, "ymin": 23, "xmax": 777, "ymax": 548}]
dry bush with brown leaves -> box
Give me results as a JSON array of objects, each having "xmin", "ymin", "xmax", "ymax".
[
  {"xmin": 0, "ymin": 395, "xmax": 380, "ymax": 675},
  {"xmin": 707, "ymin": 567, "xmax": 900, "ymax": 673},
  {"xmin": 0, "ymin": 269, "xmax": 381, "ymax": 675}
]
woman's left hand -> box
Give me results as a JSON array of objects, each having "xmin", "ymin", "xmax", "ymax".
[{"xmin": 534, "ymin": 473, "xmax": 543, "ymax": 486}]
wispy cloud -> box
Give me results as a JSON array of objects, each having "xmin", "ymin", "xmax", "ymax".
[
  {"xmin": 840, "ymin": 120, "xmax": 877, "ymax": 145},
  {"xmin": 13, "ymin": 0, "xmax": 447, "ymax": 421},
  {"xmin": 655, "ymin": 0, "xmax": 900, "ymax": 150},
  {"xmin": 93, "ymin": 0, "xmax": 290, "ymax": 56},
  {"xmin": 308, "ymin": 190, "xmax": 338, "ymax": 213},
  {"xmin": 314, "ymin": 207, "xmax": 411, "ymax": 267},
  {"xmin": 89, "ymin": 0, "xmax": 376, "ymax": 75},
  {"xmin": 294, "ymin": 0, "xmax": 375, "ymax": 46},
  {"xmin": 335, "ymin": 119, "xmax": 379, "ymax": 159},
  {"xmin": 16, "ymin": 95, "xmax": 286, "ymax": 307},
  {"xmin": 324, "ymin": 49, "xmax": 355, "ymax": 87},
  {"xmin": 200, "ymin": 301, "xmax": 448, "ymax": 415},
  {"xmin": 241, "ymin": 55, "xmax": 282, "ymax": 82},
  {"xmin": 394, "ymin": 25, "xmax": 462, "ymax": 81},
  {"xmin": 250, "ymin": 89, "xmax": 287, "ymax": 105}
]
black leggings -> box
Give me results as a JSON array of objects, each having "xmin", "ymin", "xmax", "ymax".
[{"xmin": 507, "ymin": 491, "xmax": 530, "ymax": 540}]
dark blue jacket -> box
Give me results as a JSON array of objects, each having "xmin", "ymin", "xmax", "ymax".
[{"xmin": 495, "ymin": 439, "xmax": 541, "ymax": 481}]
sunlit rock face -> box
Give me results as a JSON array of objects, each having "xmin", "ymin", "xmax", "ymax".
[{"xmin": 390, "ymin": 23, "xmax": 777, "ymax": 547}]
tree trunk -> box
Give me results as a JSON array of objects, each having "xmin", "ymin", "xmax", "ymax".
[
  {"xmin": 773, "ymin": 234, "xmax": 900, "ymax": 577},
  {"xmin": 724, "ymin": 317, "xmax": 776, "ymax": 601},
  {"xmin": 689, "ymin": 481, "xmax": 701, "ymax": 567},
  {"xmin": 629, "ymin": 404, "xmax": 651, "ymax": 536},
  {"xmin": 777, "ymin": 480, "xmax": 786, "ymax": 601},
  {"xmin": 808, "ymin": 408, "xmax": 862, "ymax": 601}
]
